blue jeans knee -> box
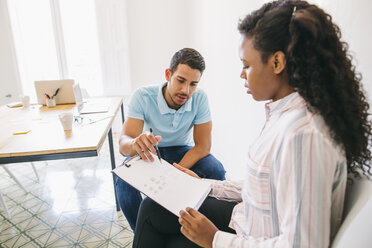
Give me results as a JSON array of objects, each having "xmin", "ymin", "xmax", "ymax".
[
  {"xmin": 115, "ymin": 176, "xmax": 142, "ymax": 231},
  {"xmin": 190, "ymin": 154, "xmax": 226, "ymax": 180}
]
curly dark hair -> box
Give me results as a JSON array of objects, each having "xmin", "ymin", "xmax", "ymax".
[{"xmin": 238, "ymin": 0, "xmax": 372, "ymax": 177}]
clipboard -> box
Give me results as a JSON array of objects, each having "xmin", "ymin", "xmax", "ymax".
[{"xmin": 112, "ymin": 155, "xmax": 211, "ymax": 217}]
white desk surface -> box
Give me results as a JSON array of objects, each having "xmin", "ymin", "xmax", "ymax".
[{"xmin": 0, "ymin": 97, "xmax": 122, "ymax": 158}]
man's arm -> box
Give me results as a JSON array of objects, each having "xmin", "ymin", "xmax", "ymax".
[
  {"xmin": 178, "ymin": 121, "xmax": 212, "ymax": 169},
  {"xmin": 119, "ymin": 117, "xmax": 160, "ymax": 161},
  {"xmin": 119, "ymin": 117, "xmax": 144, "ymax": 157}
]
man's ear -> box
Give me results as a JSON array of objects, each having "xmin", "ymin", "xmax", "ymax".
[
  {"xmin": 271, "ymin": 51, "xmax": 286, "ymax": 75},
  {"xmin": 165, "ymin": 68, "xmax": 172, "ymax": 81}
]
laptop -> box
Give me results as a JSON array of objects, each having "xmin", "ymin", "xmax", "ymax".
[
  {"xmin": 34, "ymin": 79, "xmax": 76, "ymax": 105},
  {"xmin": 72, "ymin": 83, "xmax": 109, "ymax": 114}
]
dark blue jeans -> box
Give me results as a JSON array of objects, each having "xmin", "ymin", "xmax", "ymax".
[{"xmin": 115, "ymin": 146, "xmax": 226, "ymax": 231}]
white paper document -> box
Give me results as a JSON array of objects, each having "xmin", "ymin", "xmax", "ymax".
[{"xmin": 112, "ymin": 155, "xmax": 211, "ymax": 217}]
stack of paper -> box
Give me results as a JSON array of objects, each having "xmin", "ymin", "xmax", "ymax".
[{"xmin": 112, "ymin": 156, "xmax": 211, "ymax": 216}]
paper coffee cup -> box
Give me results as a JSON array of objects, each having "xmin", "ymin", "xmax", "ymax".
[
  {"xmin": 21, "ymin": 95, "xmax": 30, "ymax": 108},
  {"xmin": 59, "ymin": 112, "xmax": 73, "ymax": 131}
]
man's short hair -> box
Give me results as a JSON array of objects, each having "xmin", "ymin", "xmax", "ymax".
[{"xmin": 169, "ymin": 48, "xmax": 205, "ymax": 74}]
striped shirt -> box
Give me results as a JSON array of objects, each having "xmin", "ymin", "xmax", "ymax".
[{"xmin": 209, "ymin": 92, "xmax": 347, "ymax": 247}]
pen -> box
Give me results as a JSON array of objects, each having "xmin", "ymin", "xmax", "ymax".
[
  {"xmin": 44, "ymin": 93, "xmax": 50, "ymax": 99},
  {"xmin": 149, "ymin": 128, "xmax": 162, "ymax": 163},
  {"xmin": 52, "ymin": 88, "xmax": 60, "ymax": 99}
]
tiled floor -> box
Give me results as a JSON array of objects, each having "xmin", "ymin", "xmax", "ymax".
[{"xmin": 0, "ymin": 133, "xmax": 133, "ymax": 247}]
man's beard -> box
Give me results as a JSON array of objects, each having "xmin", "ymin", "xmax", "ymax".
[{"xmin": 168, "ymin": 87, "xmax": 188, "ymax": 108}]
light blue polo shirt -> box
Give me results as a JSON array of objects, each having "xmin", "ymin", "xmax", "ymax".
[{"xmin": 127, "ymin": 82, "xmax": 211, "ymax": 147}]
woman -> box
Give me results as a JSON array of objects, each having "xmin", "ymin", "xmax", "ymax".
[{"xmin": 133, "ymin": 0, "xmax": 372, "ymax": 247}]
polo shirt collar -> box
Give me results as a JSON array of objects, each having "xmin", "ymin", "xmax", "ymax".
[{"xmin": 157, "ymin": 82, "xmax": 193, "ymax": 114}]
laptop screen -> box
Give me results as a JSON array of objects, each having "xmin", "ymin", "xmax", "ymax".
[{"xmin": 34, "ymin": 79, "xmax": 76, "ymax": 105}]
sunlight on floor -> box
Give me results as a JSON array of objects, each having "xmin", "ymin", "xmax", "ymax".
[{"xmin": 0, "ymin": 133, "xmax": 133, "ymax": 247}]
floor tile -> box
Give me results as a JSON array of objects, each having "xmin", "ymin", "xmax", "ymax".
[{"xmin": 0, "ymin": 132, "xmax": 133, "ymax": 247}]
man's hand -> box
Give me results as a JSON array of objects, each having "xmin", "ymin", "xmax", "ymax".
[
  {"xmin": 173, "ymin": 163, "xmax": 200, "ymax": 179},
  {"xmin": 179, "ymin": 207, "xmax": 218, "ymax": 248},
  {"xmin": 131, "ymin": 131, "xmax": 161, "ymax": 161}
]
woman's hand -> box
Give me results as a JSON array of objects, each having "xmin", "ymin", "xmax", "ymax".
[
  {"xmin": 173, "ymin": 163, "xmax": 200, "ymax": 179},
  {"xmin": 179, "ymin": 207, "xmax": 218, "ymax": 248}
]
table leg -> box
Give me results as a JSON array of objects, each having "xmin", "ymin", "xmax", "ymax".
[{"xmin": 108, "ymin": 128, "xmax": 120, "ymax": 211}]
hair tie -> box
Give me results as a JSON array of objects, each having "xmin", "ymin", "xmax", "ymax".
[{"xmin": 292, "ymin": 6, "xmax": 297, "ymax": 16}]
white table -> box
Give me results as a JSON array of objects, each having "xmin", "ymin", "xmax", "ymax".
[{"xmin": 0, "ymin": 97, "xmax": 124, "ymax": 210}]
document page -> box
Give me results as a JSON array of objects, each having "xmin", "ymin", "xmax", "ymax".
[{"xmin": 112, "ymin": 156, "xmax": 211, "ymax": 216}]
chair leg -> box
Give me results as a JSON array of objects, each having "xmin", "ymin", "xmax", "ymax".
[
  {"xmin": 31, "ymin": 162, "xmax": 40, "ymax": 182},
  {"xmin": 0, "ymin": 192, "xmax": 10, "ymax": 219},
  {"xmin": 2, "ymin": 166, "xmax": 27, "ymax": 194}
]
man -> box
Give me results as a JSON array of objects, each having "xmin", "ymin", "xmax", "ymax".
[{"xmin": 116, "ymin": 48, "xmax": 226, "ymax": 231}]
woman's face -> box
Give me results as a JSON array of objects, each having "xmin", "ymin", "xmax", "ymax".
[{"xmin": 239, "ymin": 35, "xmax": 292, "ymax": 101}]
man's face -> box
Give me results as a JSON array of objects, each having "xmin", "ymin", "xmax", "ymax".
[
  {"xmin": 164, "ymin": 64, "xmax": 201, "ymax": 110},
  {"xmin": 239, "ymin": 36, "xmax": 289, "ymax": 102}
]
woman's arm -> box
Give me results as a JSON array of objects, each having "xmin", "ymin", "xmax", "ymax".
[{"xmin": 181, "ymin": 131, "xmax": 347, "ymax": 248}]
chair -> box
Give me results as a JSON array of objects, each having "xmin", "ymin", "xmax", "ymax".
[{"xmin": 331, "ymin": 175, "xmax": 372, "ymax": 248}]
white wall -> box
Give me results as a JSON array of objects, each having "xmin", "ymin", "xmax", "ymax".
[
  {"xmin": 0, "ymin": 0, "xmax": 22, "ymax": 105},
  {"xmin": 95, "ymin": 0, "xmax": 132, "ymax": 96},
  {"xmin": 124, "ymin": 0, "xmax": 372, "ymax": 180},
  {"xmin": 313, "ymin": 0, "xmax": 372, "ymax": 101},
  {"xmin": 125, "ymin": 0, "xmax": 201, "ymax": 88}
]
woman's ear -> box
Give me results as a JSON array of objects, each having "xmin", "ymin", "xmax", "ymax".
[{"xmin": 271, "ymin": 51, "xmax": 286, "ymax": 74}]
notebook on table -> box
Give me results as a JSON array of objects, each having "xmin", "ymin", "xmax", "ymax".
[
  {"xmin": 78, "ymin": 104, "xmax": 109, "ymax": 114},
  {"xmin": 112, "ymin": 155, "xmax": 211, "ymax": 217}
]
